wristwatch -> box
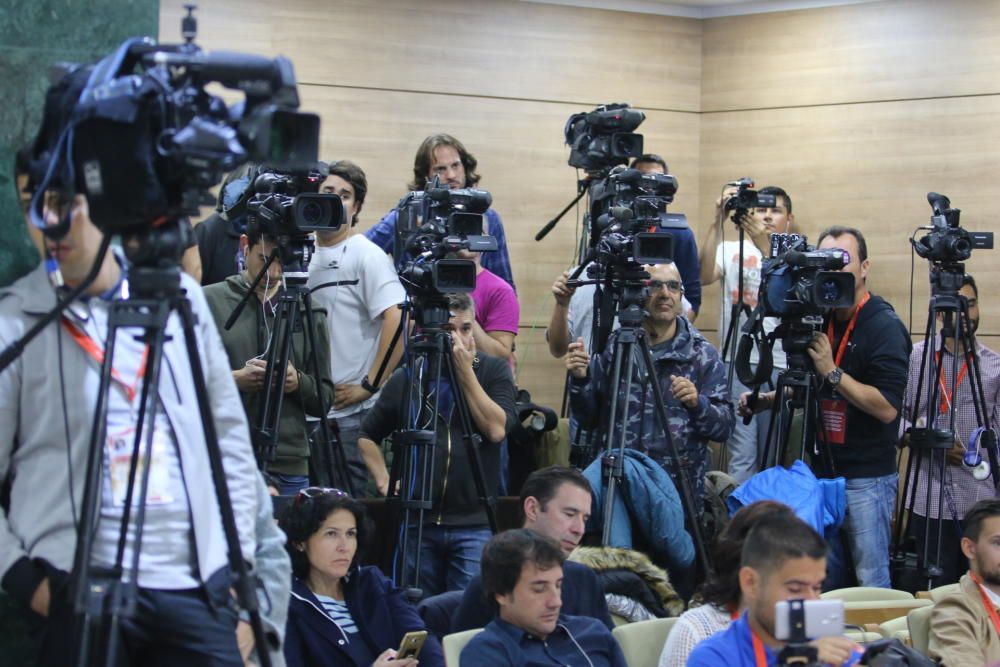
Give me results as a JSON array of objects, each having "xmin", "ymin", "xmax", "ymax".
[
  {"xmin": 361, "ymin": 377, "xmax": 378, "ymax": 394},
  {"xmin": 826, "ymin": 367, "xmax": 843, "ymax": 387}
]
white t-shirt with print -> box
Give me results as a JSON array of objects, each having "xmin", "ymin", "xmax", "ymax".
[{"xmin": 715, "ymin": 240, "xmax": 786, "ymax": 369}]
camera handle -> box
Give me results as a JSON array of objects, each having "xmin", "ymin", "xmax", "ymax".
[{"xmin": 535, "ymin": 181, "xmax": 588, "ymax": 242}]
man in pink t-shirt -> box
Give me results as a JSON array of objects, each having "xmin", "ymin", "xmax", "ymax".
[{"xmin": 470, "ymin": 253, "xmax": 519, "ymax": 370}]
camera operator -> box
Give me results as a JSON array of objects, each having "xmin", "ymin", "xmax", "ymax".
[
  {"xmin": 307, "ymin": 160, "xmax": 406, "ymax": 495},
  {"xmin": 565, "ymin": 262, "xmax": 733, "ymax": 503},
  {"xmin": 365, "ymin": 134, "xmax": 515, "ymax": 291},
  {"xmin": 687, "ymin": 515, "xmax": 862, "ymax": 667},
  {"xmin": 357, "ymin": 293, "xmax": 517, "ymax": 596},
  {"xmin": 204, "ymin": 215, "xmax": 335, "ymax": 495},
  {"xmin": 0, "ymin": 87, "xmax": 261, "ymax": 665},
  {"xmin": 699, "ymin": 183, "xmax": 795, "ymax": 484},
  {"xmin": 900, "ymin": 274, "xmax": 1000, "ymax": 587},
  {"xmin": 194, "ymin": 163, "xmax": 256, "ymax": 286},
  {"xmin": 742, "ymin": 226, "xmax": 911, "ymax": 588}
]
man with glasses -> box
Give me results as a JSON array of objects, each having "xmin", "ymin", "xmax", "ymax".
[{"xmin": 565, "ymin": 262, "xmax": 734, "ymax": 503}]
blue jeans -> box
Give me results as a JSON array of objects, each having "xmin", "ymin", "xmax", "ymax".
[
  {"xmin": 273, "ymin": 473, "xmax": 309, "ymax": 496},
  {"xmin": 403, "ymin": 525, "xmax": 491, "ymax": 598},
  {"xmin": 725, "ymin": 363, "xmax": 779, "ymax": 483},
  {"xmin": 844, "ymin": 473, "xmax": 898, "ymax": 587}
]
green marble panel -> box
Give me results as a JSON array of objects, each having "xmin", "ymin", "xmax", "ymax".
[{"xmin": 0, "ymin": 0, "xmax": 159, "ymax": 287}]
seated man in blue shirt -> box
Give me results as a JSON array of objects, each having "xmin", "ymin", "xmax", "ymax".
[
  {"xmin": 460, "ymin": 530, "xmax": 626, "ymax": 667},
  {"xmin": 687, "ymin": 516, "xmax": 862, "ymax": 667},
  {"xmin": 452, "ymin": 466, "xmax": 613, "ymax": 631}
]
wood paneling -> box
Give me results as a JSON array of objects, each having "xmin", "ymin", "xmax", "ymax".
[
  {"xmin": 160, "ymin": 0, "xmax": 702, "ymax": 112},
  {"xmin": 702, "ymin": 0, "xmax": 1000, "ymax": 111},
  {"xmin": 698, "ymin": 95, "xmax": 1000, "ymax": 341}
]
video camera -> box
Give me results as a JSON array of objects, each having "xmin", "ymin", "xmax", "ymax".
[
  {"xmin": 911, "ymin": 192, "xmax": 993, "ymax": 266},
  {"xmin": 393, "ymin": 179, "xmax": 497, "ymax": 297},
  {"xmin": 759, "ymin": 233, "xmax": 855, "ymax": 318},
  {"xmin": 724, "ymin": 177, "xmax": 776, "ymax": 223},
  {"xmin": 28, "ymin": 6, "xmax": 318, "ymax": 241},
  {"xmin": 565, "ymin": 103, "xmax": 645, "ymax": 172}
]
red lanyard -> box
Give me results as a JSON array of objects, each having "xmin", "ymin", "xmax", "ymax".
[
  {"xmin": 826, "ymin": 291, "xmax": 870, "ymax": 367},
  {"xmin": 61, "ymin": 317, "xmax": 148, "ymax": 404},
  {"xmin": 970, "ymin": 572, "xmax": 1000, "ymax": 638},
  {"xmin": 934, "ymin": 350, "xmax": 969, "ymax": 415},
  {"xmin": 750, "ymin": 629, "xmax": 769, "ymax": 667}
]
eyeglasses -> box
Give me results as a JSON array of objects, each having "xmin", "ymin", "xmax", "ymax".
[
  {"xmin": 293, "ymin": 486, "xmax": 348, "ymax": 507},
  {"xmin": 646, "ymin": 279, "xmax": 683, "ymax": 294}
]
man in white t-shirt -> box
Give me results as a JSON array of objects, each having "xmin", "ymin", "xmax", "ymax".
[
  {"xmin": 308, "ymin": 160, "xmax": 405, "ymax": 495},
  {"xmin": 698, "ymin": 184, "xmax": 794, "ymax": 482}
]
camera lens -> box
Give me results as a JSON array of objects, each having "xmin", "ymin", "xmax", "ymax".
[
  {"xmin": 818, "ymin": 278, "xmax": 842, "ymax": 304},
  {"xmin": 300, "ymin": 201, "xmax": 323, "ymax": 225}
]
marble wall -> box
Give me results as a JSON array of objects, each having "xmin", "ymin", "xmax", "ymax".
[{"xmin": 0, "ymin": 0, "xmax": 158, "ymax": 286}]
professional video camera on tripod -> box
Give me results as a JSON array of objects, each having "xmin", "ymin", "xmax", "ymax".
[
  {"xmin": 0, "ymin": 8, "xmax": 319, "ymax": 666},
  {"xmin": 372, "ymin": 178, "xmax": 509, "ymax": 600},
  {"xmin": 219, "ymin": 164, "xmax": 357, "ymax": 493},
  {"xmin": 735, "ymin": 233, "xmax": 855, "ymax": 470},
  {"xmin": 892, "ymin": 193, "xmax": 997, "ymax": 590}
]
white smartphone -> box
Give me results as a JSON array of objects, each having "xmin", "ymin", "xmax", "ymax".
[{"xmin": 774, "ymin": 599, "xmax": 844, "ymax": 641}]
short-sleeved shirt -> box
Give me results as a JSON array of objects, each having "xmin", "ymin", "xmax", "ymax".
[
  {"xmin": 714, "ymin": 240, "xmax": 786, "ymax": 369},
  {"xmin": 307, "ymin": 234, "xmax": 405, "ymax": 418},
  {"xmin": 472, "ymin": 267, "xmax": 519, "ymax": 334}
]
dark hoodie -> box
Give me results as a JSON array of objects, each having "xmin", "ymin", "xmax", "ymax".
[
  {"xmin": 203, "ymin": 274, "xmax": 334, "ymax": 475},
  {"xmin": 816, "ymin": 293, "xmax": 911, "ymax": 479}
]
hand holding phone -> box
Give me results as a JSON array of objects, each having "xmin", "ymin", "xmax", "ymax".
[{"xmin": 396, "ymin": 630, "xmax": 428, "ymax": 660}]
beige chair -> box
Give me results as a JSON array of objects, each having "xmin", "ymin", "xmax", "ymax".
[
  {"xmin": 845, "ymin": 629, "xmax": 884, "ymax": 646},
  {"xmin": 612, "ymin": 617, "xmax": 679, "ymax": 667},
  {"xmin": 926, "ymin": 582, "xmax": 960, "ymax": 602},
  {"xmin": 822, "ymin": 587, "xmax": 914, "ymax": 602},
  {"xmin": 907, "ymin": 604, "xmax": 934, "ymax": 656},
  {"xmin": 842, "ymin": 598, "xmax": 932, "ymax": 626},
  {"xmin": 873, "ymin": 615, "xmax": 910, "ymax": 644},
  {"xmin": 443, "ymin": 628, "xmax": 484, "ymax": 667}
]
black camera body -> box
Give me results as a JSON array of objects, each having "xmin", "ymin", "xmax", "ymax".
[
  {"xmin": 565, "ymin": 103, "xmax": 645, "ymax": 172},
  {"xmin": 759, "ymin": 234, "xmax": 855, "ymax": 318},
  {"xmin": 724, "ymin": 178, "xmax": 776, "ymax": 222},
  {"xmin": 911, "ymin": 192, "xmax": 993, "ymax": 264},
  {"xmin": 394, "ymin": 181, "xmax": 497, "ymax": 297}
]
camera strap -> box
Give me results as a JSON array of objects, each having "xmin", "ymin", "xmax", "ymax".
[
  {"xmin": 826, "ymin": 291, "xmax": 870, "ymax": 368},
  {"xmin": 970, "ymin": 572, "xmax": 1000, "ymax": 638}
]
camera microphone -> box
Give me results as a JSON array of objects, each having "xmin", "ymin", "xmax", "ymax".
[{"xmin": 927, "ymin": 191, "xmax": 951, "ymax": 214}]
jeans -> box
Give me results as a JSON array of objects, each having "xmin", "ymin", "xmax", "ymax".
[
  {"xmin": 273, "ymin": 473, "xmax": 309, "ymax": 496},
  {"xmin": 334, "ymin": 410, "xmax": 375, "ymax": 497},
  {"xmin": 725, "ymin": 363, "xmax": 779, "ymax": 483},
  {"xmin": 843, "ymin": 473, "xmax": 898, "ymax": 588},
  {"xmin": 402, "ymin": 524, "xmax": 491, "ymax": 599}
]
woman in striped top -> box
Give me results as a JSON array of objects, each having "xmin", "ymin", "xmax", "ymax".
[{"xmin": 280, "ymin": 488, "xmax": 444, "ymax": 667}]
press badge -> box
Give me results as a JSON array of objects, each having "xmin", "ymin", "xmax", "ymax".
[
  {"xmin": 819, "ymin": 397, "xmax": 848, "ymax": 445},
  {"xmin": 107, "ymin": 425, "xmax": 174, "ymax": 507}
]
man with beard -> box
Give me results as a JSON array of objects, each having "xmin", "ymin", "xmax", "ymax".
[
  {"xmin": 929, "ymin": 499, "xmax": 1000, "ymax": 666},
  {"xmin": 900, "ymin": 275, "xmax": 1000, "ymax": 586},
  {"xmin": 566, "ymin": 262, "xmax": 733, "ymax": 504},
  {"xmin": 687, "ymin": 515, "xmax": 861, "ymax": 667}
]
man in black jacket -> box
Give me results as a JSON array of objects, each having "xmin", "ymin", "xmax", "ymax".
[
  {"xmin": 358, "ymin": 292, "xmax": 517, "ymax": 596},
  {"xmin": 451, "ymin": 466, "xmax": 614, "ymax": 631}
]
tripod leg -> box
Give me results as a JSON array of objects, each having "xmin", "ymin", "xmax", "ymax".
[{"xmin": 600, "ymin": 340, "xmax": 633, "ymax": 547}]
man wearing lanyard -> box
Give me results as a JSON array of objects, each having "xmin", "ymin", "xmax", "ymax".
[
  {"xmin": 900, "ymin": 274, "xmax": 1000, "ymax": 587},
  {"xmin": 687, "ymin": 514, "xmax": 861, "ymax": 667},
  {"xmin": 929, "ymin": 499, "xmax": 1000, "ymax": 666}
]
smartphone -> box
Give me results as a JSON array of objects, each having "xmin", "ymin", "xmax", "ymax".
[
  {"xmin": 774, "ymin": 599, "xmax": 844, "ymax": 641},
  {"xmin": 397, "ymin": 630, "xmax": 428, "ymax": 660}
]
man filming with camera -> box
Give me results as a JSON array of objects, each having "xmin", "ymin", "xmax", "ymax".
[
  {"xmin": 565, "ymin": 261, "xmax": 734, "ymax": 505},
  {"xmin": 743, "ymin": 226, "xmax": 911, "ymax": 588}
]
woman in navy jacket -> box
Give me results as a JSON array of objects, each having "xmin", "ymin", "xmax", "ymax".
[{"xmin": 280, "ymin": 488, "xmax": 444, "ymax": 667}]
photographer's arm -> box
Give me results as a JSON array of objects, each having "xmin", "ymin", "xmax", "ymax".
[
  {"xmin": 698, "ymin": 212, "xmax": 724, "ymax": 287},
  {"xmin": 547, "ymin": 271, "xmax": 575, "ymax": 357},
  {"xmin": 567, "ymin": 339, "xmax": 601, "ymax": 429},
  {"xmin": 453, "ymin": 335, "xmax": 508, "ymax": 443},
  {"xmin": 472, "ymin": 322, "xmax": 514, "ymax": 362},
  {"xmin": 367, "ymin": 304, "xmax": 404, "ymax": 387},
  {"xmin": 357, "ymin": 371, "xmax": 403, "ymax": 496},
  {"xmin": 808, "ymin": 334, "xmax": 900, "ymax": 424}
]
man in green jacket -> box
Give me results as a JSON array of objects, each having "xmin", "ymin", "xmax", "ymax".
[{"xmin": 204, "ymin": 219, "xmax": 334, "ymax": 494}]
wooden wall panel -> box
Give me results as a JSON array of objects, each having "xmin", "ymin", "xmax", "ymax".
[
  {"xmin": 160, "ymin": 0, "xmax": 702, "ymax": 112},
  {"xmin": 698, "ymin": 96, "xmax": 1000, "ymax": 343},
  {"xmin": 702, "ymin": 0, "xmax": 1000, "ymax": 111}
]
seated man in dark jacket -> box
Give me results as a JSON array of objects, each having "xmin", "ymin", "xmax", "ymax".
[
  {"xmin": 204, "ymin": 218, "xmax": 335, "ymax": 493},
  {"xmin": 460, "ymin": 530, "xmax": 626, "ymax": 667},
  {"xmin": 452, "ymin": 466, "xmax": 613, "ymax": 631},
  {"xmin": 358, "ymin": 292, "xmax": 517, "ymax": 597}
]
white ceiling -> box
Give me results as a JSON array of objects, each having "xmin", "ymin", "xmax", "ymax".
[{"xmin": 522, "ymin": 0, "xmax": 884, "ymax": 19}]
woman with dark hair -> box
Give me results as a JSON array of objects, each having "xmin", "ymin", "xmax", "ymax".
[
  {"xmin": 280, "ymin": 488, "xmax": 444, "ymax": 667},
  {"xmin": 657, "ymin": 501, "xmax": 797, "ymax": 667}
]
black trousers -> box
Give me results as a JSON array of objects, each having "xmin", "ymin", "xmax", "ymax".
[
  {"xmin": 35, "ymin": 567, "xmax": 242, "ymax": 667},
  {"xmin": 906, "ymin": 513, "xmax": 967, "ymax": 588}
]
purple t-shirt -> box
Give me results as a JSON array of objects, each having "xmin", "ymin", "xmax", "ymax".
[{"xmin": 472, "ymin": 267, "xmax": 519, "ymax": 334}]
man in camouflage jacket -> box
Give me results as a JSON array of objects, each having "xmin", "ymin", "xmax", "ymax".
[{"xmin": 566, "ymin": 262, "xmax": 734, "ymax": 503}]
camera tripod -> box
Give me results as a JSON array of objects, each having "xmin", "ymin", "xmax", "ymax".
[
  {"xmin": 224, "ymin": 243, "xmax": 354, "ymax": 494},
  {"xmin": 891, "ymin": 264, "xmax": 999, "ymax": 589},
  {"xmin": 384, "ymin": 295, "xmax": 498, "ymax": 601},
  {"xmin": 587, "ymin": 272, "xmax": 711, "ymax": 575},
  {"xmin": 65, "ymin": 230, "xmax": 272, "ymax": 667}
]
